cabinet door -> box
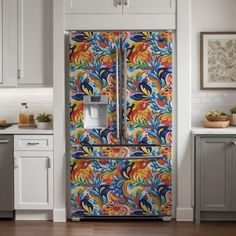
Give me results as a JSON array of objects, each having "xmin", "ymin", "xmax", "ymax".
[
  {"xmin": 0, "ymin": 0, "xmax": 2, "ymax": 84},
  {"xmin": 0, "ymin": 0, "xmax": 18, "ymax": 87},
  {"xmin": 200, "ymin": 138, "xmax": 231, "ymax": 211},
  {"xmin": 17, "ymin": 0, "xmax": 52, "ymax": 85},
  {"xmin": 123, "ymin": 0, "xmax": 176, "ymax": 14},
  {"xmin": 65, "ymin": 0, "xmax": 122, "ymax": 14},
  {"xmin": 14, "ymin": 151, "xmax": 53, "ymax": 210}
]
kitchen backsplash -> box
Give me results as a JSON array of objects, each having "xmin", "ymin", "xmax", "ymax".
[
  {"xmin": 192, "ymin": 91, "xmax": 236, "ymax": 126},
  {"xmin": 0, "ymin": 88, "xmax": 53, "ymax": 123}
]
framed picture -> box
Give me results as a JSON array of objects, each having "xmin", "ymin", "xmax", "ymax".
[{"xmin": 201, "ymin": 32, "xmax": 236, "ymax": 89}]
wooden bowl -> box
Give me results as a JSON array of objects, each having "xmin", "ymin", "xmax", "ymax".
[
  {"xmin": 205, "ymin": 115, "xmax": 228, "ymax": 122},
  {"xmin": 203, "ymin": 120, "xmax": 230, "ymax": 128}
]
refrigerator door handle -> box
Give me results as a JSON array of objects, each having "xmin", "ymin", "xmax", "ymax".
[
  {"xmin": 116, "ymin": 47, "xmax": 120, "ymax": 140},
  {"xmin": 123, "ymin": 48, "xmax": 128, "ymax": 141}
]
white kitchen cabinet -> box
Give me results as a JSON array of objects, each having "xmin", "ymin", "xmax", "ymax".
[
  {"xmin": 65, "ymin": 0, "xmax": 176, "ymax": 30},
  {"xmin": 65, "ymin": 0, "xmax": 175, "ymax": 14},
  {"xmin": 65, "ymin": 0, "xmax": 122, "ymax": 14},
  {"xmin": 0, "ymin": 0, "xmax": 18, "ymax": 87},
  {"xmin": 0, "ymin": 0, "xmax": 2, "ymax": 84},
  {"xmin": 123, "ymin": 0, "xmax": 176, "ymax": 14},
  {"xmin": 17, "ymin": 0, "xmax": 53, "ymax": 86},
  {"xmin": 14, "ymin": 151, "xmax": 53, "ymax": 210},
  {"xmin": 14, "ymin": 134, "xmax": 53, "ymax": 210}
]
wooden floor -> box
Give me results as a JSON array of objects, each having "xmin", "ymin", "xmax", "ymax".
[{"xmin": 0, "ymin": 220, "xmax": 236, "ymax": 236}]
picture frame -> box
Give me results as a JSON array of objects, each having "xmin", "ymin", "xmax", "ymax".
[{"xmin": 200, "ymin": 32, "xmax": 236, "ymax": 89}]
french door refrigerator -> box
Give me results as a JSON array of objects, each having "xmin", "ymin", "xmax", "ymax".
[{"xmin": 68, "ymin": 31, "xmax": 173, "ymax": 220}]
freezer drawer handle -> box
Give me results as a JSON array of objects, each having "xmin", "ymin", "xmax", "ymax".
[
  {"xmin": 0, "ymin": 139, "xmax": 9, "ymax": 144},
  {"xmin": 27, "ymin": 142, "xmax": 40, "ymax": 145},
  {"xmin": 73, "ymin": 155, "xmax": 163, "ymax": 160}
]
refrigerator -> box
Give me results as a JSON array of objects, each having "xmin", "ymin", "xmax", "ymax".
[{"xmin": 68, "ymin": 31, "xmax": 173, "ymax": 220}]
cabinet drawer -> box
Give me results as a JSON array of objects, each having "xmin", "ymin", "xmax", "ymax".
[{"xmin": 14, "ymin": 135, "xmax": 53, "ymax": 151}]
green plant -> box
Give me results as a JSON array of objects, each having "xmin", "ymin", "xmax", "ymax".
[
  {"xmin": 230, "ymin": 107, "xmax": 236, "ymax": 114},
  {"xmin": 206, "ymin": 111, "xmax": 226, "ymax": 117},
  {"xmin": 35, "ymin": 113, "xmax": 52, "ymax": 122}
]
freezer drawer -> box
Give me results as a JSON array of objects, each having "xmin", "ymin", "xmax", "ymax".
[{"xmin": 70, "ymin": 156, "xmax": 172, "ymax": 218}]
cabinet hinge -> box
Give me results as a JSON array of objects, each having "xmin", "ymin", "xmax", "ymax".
[{"xmin": 17, "ymin": 69, "xmax": 21, "ymax": 79}]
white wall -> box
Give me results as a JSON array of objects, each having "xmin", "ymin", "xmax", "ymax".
[
  {"xmin": 0, "ymin": 88, "xmax": 53, "ymax": 123},
  {"xmin": 191, "ymin": 0, "xmax": 236, "ymax": 126}
]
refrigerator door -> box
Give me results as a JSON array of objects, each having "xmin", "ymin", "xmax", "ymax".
[
  {"xmin": 70, "ymin": 146, "xmax": 172, "ymax": 218},
  {"xmin": 121, "ymin": 32, "xmax": 173, "ymax": 146},
  {"xmin": 69, "ymin": 31, "xmax": 121, "ymax": 146}
]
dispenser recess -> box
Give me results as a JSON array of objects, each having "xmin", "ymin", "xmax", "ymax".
[{"xmin": 83, "ymin": 95, "xmax": 108, "ymax": 129}]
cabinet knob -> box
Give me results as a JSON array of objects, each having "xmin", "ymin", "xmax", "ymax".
[
  {"xmin": 231, "ymin": 141, "xmax": 236, "ymax": 146},
  {"xmin": 115, "ymin": 0, "xmax": 122, "ymax": 6},
  {"xmin": 123, "ymin": 0, "xmax": 129, "ymax": 6}
]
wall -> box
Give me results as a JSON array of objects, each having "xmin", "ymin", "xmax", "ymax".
[
  {"xmin": 0, "ymin": 88, "xmax": 53, "ymax": 123},
  {"xmin": 191, "ymin": 0, "xmax": 236, "ymax": 126}
]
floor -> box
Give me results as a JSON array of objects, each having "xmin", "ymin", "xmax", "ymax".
[{"xmin": 0, "ymin": 221, "xmax": 236, "ymax": 236}]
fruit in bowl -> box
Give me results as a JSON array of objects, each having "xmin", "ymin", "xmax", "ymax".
[{"xmin": 205, "ymin": 111, "xmax": 228, "ymax": 122}]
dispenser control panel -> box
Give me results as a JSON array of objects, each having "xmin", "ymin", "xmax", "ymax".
[{"xmin": 83, "ymin": 95, "xmax": 108, "ymax": 104}]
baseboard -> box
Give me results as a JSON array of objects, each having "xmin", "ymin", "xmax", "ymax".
[
  {"xmin": 15, "ymin": 210, "xmax": 53, "ymax": 221},
  {"xmin": 53, "ymin": 208, "xmax": 67, "ymax": 222},
  {"xmin": 176, "ymin": 207, "xmax": 194, "ymax": 221}
]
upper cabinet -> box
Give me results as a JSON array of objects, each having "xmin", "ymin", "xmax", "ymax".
[
  {"xmin": 65, "ymin": 0, "xmax": 123, "ymax": 14},
  {"xmin": 0, "ymin": 0, "xmax": 2, "ymax": 85},
  {"xmin": 0, "ymin": 0, "xmax": 52, "ymax": 87},
  {"xmin": 65, "ymin": 0, "xmax": 176, "ymax": 14},
  {"xmin": 1, "ymin": 0, "xmax": 18, "ymax": 87},
  {"xmin": 123, "ymin": 0, "xmax": 175, "ymax": 14},
  {"xmin": 65, "ymin": 0, "xmax": 176, "ymax": 30},
  {"xmin": 17, "ymin": 0, "xmax": 52, "ymax": 86}
]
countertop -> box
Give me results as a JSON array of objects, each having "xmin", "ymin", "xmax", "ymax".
[
  {"xmin": 191, "ymin": 126, "xmax": 236, "ymax": 135},
  {"xmin": 0, "ymin": 125, "xmax": 53, "ymax": 135}
]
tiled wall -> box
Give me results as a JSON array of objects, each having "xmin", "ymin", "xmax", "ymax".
[
  {"xmin": 0, "ymin": 88, "xmax": 53, "ymax": 123},
  {"xmin": 192, "ymin": 91, "xmax": 236, "ymax": 126},
  {"xmin": 191, "ymin": 0, "xmax": 236, "ymax": 126}
]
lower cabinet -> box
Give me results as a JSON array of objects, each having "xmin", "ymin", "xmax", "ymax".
[
  {"xmin": 14, "ymin": 151, "xmax": 53, "ymax": 210},
  {"xmin": 195, "ymin": 136, "xmax": 236, "ymax": 223},
  {"xmin": 14, "ymin": 135, "xmax": 53, "ymax": 211}
]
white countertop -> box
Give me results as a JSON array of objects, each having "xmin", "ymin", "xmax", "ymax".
[
  {"xmin": 191, "ymin": 126, "xmax": 236, "ymax": 135},
  {"xmin": 0, "ymin": 125, "xmax": 53, "ymax": 135}
]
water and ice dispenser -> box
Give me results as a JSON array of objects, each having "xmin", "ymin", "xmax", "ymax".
[{"xmin": 83, "ymin": 95, "xmax": 108, "ymax": 129}]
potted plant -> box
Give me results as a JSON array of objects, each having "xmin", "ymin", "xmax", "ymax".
[
  {"xmin": 35, "ymin": 113, "xmax": 52, "ymax": 129},
  {"xmin": 230, "ymin": 107, "xmax": 236, "ymax": 126}
]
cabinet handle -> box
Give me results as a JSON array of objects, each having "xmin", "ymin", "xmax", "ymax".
[
  {"xmin": 14, "ymin": 158, "xmax": 18, "ymax": 169},
  {"xmin": 47, "ymin": 158, "xmax": 51, "ymax": 168},
  {"xmin": 231, "ymin": 141, "xmax": 236, "ymax": 146},
  {"xmin": 0, "ymin": 139, "xmax": 9, "ymax": 144},
  {"xmin": 27, "ymin": 142, "xmax": 39, "ymax": 145},
  {"xmin": 123, "ymin": 0, "xmax": 129, "ymax": 6},
  {"xmin": 115, "ymin": 0, "xmax": 122, "ymax": 6}
]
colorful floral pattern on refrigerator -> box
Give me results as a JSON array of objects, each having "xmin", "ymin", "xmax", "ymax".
[
  {"xmin": 122, "ymin": 32, "xmax": 172, "ymax": 145},
  {"xmin": 71, "ymin": 146, "xmax": 172, "ymax": 217},
  {"xmin": 69, "ymin": 31, "xmax": 173, "ymax": 146},
  {"xmin": 69, "ymin": 32, "xmax": 121, "ymax": 145}
]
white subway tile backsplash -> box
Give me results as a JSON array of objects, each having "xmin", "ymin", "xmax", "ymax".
[
  {"xmin": 0, "ymin": 88, "xmax": 53, "ymax": 123},
  {"xmin": 192, "ymin": 91, "xmax": 236, "ymax": 126}
]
